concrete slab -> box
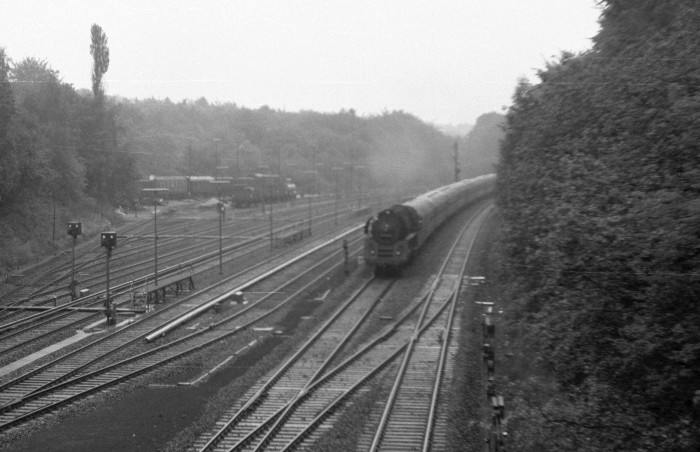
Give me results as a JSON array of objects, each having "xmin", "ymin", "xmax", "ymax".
[{"xmin": 0, "ymin": 330, "xmax": 93, "ymax": 377}]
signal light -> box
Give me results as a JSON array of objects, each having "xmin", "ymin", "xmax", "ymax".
[
  {"xmin": 67, "ymin": 222, "xmax": 82, "ymax": 238},
  {"xmin": 101, "ymin": 231, "xmax": 117, "ymax": 248}
]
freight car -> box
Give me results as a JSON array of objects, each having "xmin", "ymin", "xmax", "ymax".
[
  {"xmin": 228, "ymin": 177, "xmax": 257, "ymax": 207},
  {"xmin": 137, "ymin": 174, "xmax": 297, "ymax": 206},
  {"xmin": 364, "ymin": 174, "xmax": 496, "ymax": 275},
  {"xmin": 139, "ymin": 175, "xmax": 216, "ymax": 198},
  {"xmin": 250, "ymin": 173, "xmax": 291, "ymax": 204}
]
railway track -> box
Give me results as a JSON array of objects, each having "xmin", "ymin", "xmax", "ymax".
[
  {"xmin": 0, "ymin": 208, "xmax": 287, "ymax": 314},
  {"xmin": 193, "ymin": 276, "xmax": 394, "ymax": 451},
  {"xmin": 1, "ymin": 196, "xmax": 359, "ymax": 315},
  {"xmin": 0, "ymin": 219, "xmax": 150, "ymax": 309},
  {"xmin": 193, "ymin": 204, "xmax": 493, "ymax": 451},
  {"xmin": 0, "ymin": 217, "xmax": 363, "ymax": 382},
  {"xmin": 0, "ymin": 204, "xmax": 357, "ymax": 364},
  {"xmin": 0, "ymin": 226, "xmax": 365, "ymax": 432},
  {"xmin": 365, "ymin": 206, "xmax": 492, "ymax": 451}
]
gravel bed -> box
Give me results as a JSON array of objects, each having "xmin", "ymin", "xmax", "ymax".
[
  {"xmin": 312, "ymin": 369, "xmax": 395, "ymax": 451},
  {"xmin": 0, "ymin": 326, "xmax": 99, "ymax": 384},
  {"xmin": 444, "ymin": 210, "xmax": 501, "ymax": 451}
]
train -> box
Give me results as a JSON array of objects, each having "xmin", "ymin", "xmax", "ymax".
[
  {"xmin": 138, "ymin": 174, "xmax": 298, "ymax": 207},
  {"xmin": 364, "ymin": 174, "xmax": 497, "ymax": 275}
]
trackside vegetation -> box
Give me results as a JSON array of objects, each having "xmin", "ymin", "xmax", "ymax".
[{"xmin": 495, "ymin": 1, "xmax": 700, "ymax": 450}]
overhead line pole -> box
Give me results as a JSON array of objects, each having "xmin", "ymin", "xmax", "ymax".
[{"xmin": 142, "ymin": 186, "xmax": 168, "ymax": 286}]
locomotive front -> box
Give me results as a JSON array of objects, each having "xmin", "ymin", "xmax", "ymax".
[
  {"xmin": 364, "ymin": 205, "xmax": 421, "ymax": 272},
  {"xmin": 364, "ymin": 174, "xmax": 497, "ymax": 276}
]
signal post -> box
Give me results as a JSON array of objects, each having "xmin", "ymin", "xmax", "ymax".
[
  {"xmin": 211, "ymin": 179, "xmax": 230, "ymax": 274},
  {"xmin": 67, "ymin": 221, "xmax": 82, "ymax": 300},
  {"xmin": 101, "ymin": 231, "xmax": 117, "ymax": 325}
]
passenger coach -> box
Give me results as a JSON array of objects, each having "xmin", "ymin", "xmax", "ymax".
[{"xmin": 364, "ymin": 174, "xmax": 496, "ymax": 275}]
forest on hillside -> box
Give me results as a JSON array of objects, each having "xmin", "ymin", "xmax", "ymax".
[
  {"xmin": 119, "ymin": 99, "xmax": 502, "ymax": 189},
  {"xmin": 0, "ymin": 26, "xmax": 502, "ymax": 275},
  {"xmin": 458, "ymin": 111, "xmax": 503, "ymax": 178},
  {"xmin": 117, "ymin": 100, "xmax": 458, "ymax": 191},
  {"xmin": 496, "ymin": 0, "xmax": 699, "ymax": 450}
]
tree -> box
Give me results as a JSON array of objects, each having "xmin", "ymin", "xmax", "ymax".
[
  {"xmin": 0, "ymin": 47, "xmax": 20, "ymax": 204},
  {"xmin": 86, "ymin": 23, "xmax": 137, "ymax": 209},
  {"xmin": 89, "ymin": 24, "xmax": 110, "ymax": 102},
  {"xmin": 460, "ymin": 112, "xmax": 504, "ymax": 178},
  {"xmin": 0, "ymin": 48, "xmax": 13, "ymax": 135},
  {"xmin": 11, "ymin": 57, "xmax": 86, "ymax": 202},
  {"xmin": 496, "ymin": 0, "xmax": 700, "ymax": 448}
]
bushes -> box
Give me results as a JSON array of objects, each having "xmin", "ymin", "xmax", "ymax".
[
  {"xmin": 496, "ymin": 1, "xmax": 700, "ymax": 449},
  {"xmin": 0, "ymin": 196, "xmax": 113, "ymax": 276}
]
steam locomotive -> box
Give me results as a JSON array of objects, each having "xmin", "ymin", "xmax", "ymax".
[
  {"xmin": 364, "ymin": 174, "xmax": 496, "ymax": 275},
  {"xmin": 138, "ymin": 174, "xmax": 297, "ymax": 207}
]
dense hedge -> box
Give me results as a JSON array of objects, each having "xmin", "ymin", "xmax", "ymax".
[{"xmin": 496, "ymin": 1, "xmax": 700, "ymax": 449}]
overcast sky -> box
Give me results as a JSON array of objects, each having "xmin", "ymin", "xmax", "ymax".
[{"xmin": 1, "ymin": 0, "xmax": 601, "ymax": 125}]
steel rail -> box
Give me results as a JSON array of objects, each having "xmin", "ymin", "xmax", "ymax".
[
  {"xmin": 194, "ymin": 265, "xmax": 438, "ymax": 450},
  {"xmin": 422, "ymin": 206, "xmax": 494, "ymax": 451},
  {"xmin": 0, "ymin": 229, "xmax": 362, "ymax": 399},
  {"xmin": 257, "ymin": 203, "xmax": 493, "ymax": 451},
  {"xmin": 369, "ymin": 204, "xmax": 492, "ymax": 451},
  {"xmin": 0, "ymin": 220, "xmax": 275, "ymax": 335},
  {"xmin": 0, "ymin": 204, "xmax": 320, "ymax": 314},
  {"xmin": 145, "ymin": 224, "xmax": 363, "ymax": 341},
  {"xmin": 198, "ymin": 277, "xmax": 389, "ymax": 451},
  {"xmin": 275, "ymin": 279, "xmax": 459, "ymax": 451},
  {"xmin": 0, "ymin": 234, "xmax": 362, "ymax": 431}
]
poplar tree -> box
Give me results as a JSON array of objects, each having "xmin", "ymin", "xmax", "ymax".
[
  {"xmin": 89, "ymin": 23, "xmax": 110, "ymax": 102},
  {"xmin": 88, "ymin": 24, "xmax": 110, "ymax": 210}
]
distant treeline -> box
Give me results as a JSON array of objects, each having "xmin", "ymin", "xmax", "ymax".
[
  {"xmin": 0, "ymin": 42, "xmax": 502, "ymax": 273},
  {"xmin": 117, "ymin": 100, "xmax": 462, "ymax": 190},
  {"xmin": 496, "ymin": 0, "xmax": 699, "ymax": 449}
]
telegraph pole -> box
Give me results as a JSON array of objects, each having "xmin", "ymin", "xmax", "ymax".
[
  {"xmin": 269, "ymin": 185, "xmax": 274, "ymax": 249},
  {"xmin": 187, "ymin": 142, "xmax": 192, "ymax": 198},
  {"xmin": 142, "ymin": 186, "xmax": 168, "ymax": 286},
  {"xmin": 332, "ymin": 167, "xmax": 343, "ymax": 225},
  {"xmin": 453, "ymin": 140, "xmax": 461, "ymax": 182},
  {"xmin": 213, "ymin": 138, "xmax": 221, "ymax": 179}
]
